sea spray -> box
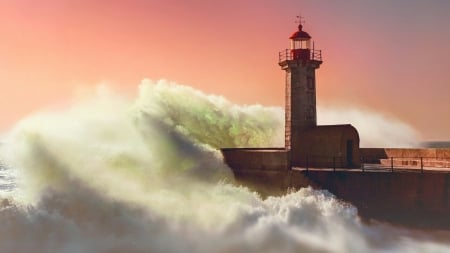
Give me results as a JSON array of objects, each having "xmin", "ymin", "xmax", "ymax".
[
  {"xmin": 318, "ymin": 106, "xmax": 421, "ymax": 148},
  {"xmin": 0, "ymin": 79, "xmax": 448, "ymax": 253},
  {"xmin": 135, "ymin": 79, "xmax": 285, "ymax": 149}
]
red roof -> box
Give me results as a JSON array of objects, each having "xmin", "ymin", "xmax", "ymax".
[{"xmin": 289, "ymin": 25, "xmax": 312, "ymax": 40}]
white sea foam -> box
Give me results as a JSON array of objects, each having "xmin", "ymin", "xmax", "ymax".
[{"xmin": 0, "ymin": 79, "xmax": 447, "ymax": 253}]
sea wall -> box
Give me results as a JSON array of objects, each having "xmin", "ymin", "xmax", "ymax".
[
  {"xmin": 221, "ymin": 148, "xmax": 289, "ymax": 171},
  {"xmin": 221, "ymin": 148, "xmax": 293, "ymax": 196},
  {"xmin": 222, "ymin": 147, "xmax": 450, "ymax": 228},
  {"xmin": 229, "ymin": 169, "xmax": 316, "ymax": 196},
  {"xmin": 298, "ymin": 170, "xmax": 450, "ymax": 228}
]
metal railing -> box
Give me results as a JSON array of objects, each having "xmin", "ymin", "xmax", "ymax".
[
  {"xmin": 360, "ymin": 156, "xmax": 450, "ymax": 173},
  {"xmin": 279, "ymin": 49, "xmax": 322, "ymax": 63},
  {"xmin": 296, "ymin": 155, "xmax": 346, "ymax": 172},
  {"xmin": 295, "ymin": 155, "xmax": 450, "ymax": 174}
]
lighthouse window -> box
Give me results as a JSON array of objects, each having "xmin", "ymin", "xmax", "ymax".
[
  {"xmin": 292, "ymin": 40, "xmax": 311, "ymax": 50},
  {"xmin": 307, "ymin": 77, "xmax": 315, "ymax": 90}
]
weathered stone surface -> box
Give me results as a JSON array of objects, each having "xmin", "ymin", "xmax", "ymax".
[
  {"xmin": 221, "ymin": 148, "xmax": 289, "ymax": 171},
  {"xmin": 300, "ymin": 170, "xmax": 450, "ymax": 229}
]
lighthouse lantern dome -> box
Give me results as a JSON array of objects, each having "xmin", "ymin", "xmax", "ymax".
[{"xmin": 289, "ymin": 25, "xmax": 311, "ymax": 50}]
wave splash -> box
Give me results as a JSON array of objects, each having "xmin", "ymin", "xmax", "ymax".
[{"xmin": 0, "ymin": 80, "xmax": 447, "ymax": 253}]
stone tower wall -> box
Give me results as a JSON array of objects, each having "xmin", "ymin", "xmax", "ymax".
[{"xmin": 281, "ymin": 60, "xmax": 321, "ymax": 155}]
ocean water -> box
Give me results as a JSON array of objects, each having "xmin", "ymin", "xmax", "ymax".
[{"xmin": 0, "ymin": 79, "xmax": 448, "ymax": 253}]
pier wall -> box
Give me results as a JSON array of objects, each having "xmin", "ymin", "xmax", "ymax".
[
  {"xmin": 221, "ymin": 148, "xmax": 289, "ymax": 171},
  {"xmin": 229, "ymin": 168, "xmax": 450, "ymax": 228},
  {"xmin": 221, "ymin": 148, "xmax": 450, "ymax": 228},
  {"xmin": 299, "ymin": 170, "xmax": 450, "ymax": 228}
]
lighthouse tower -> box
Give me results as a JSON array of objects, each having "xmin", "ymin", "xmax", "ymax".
[{"xmin": 279, "ymin": 22, "xmax": 322, "ymax": 164}]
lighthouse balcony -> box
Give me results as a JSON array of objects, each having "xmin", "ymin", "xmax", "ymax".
[{"xmin": 279, "ymin": 49, "xmax": 322, "ymax": 65}]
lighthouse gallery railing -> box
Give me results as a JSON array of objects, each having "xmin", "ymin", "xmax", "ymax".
[{"xmin": 279, "ymin": 49, "xmax": 322, "ymax": 63}]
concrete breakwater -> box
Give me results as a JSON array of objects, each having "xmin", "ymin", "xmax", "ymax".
[{"xmin": 222, "ymin": 148, "xmax": 450, "ymax": 229}]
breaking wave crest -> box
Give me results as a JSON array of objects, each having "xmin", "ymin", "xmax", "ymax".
[{"xmin": 0, "ymin": 79, "xmax": 447, "ymax": 253}]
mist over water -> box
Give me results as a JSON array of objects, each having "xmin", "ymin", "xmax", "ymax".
[
  {"xmin": 0, "ymin": 79, "xmax": 448, "ymax": 253},
  {"xmin": 318, "ymin": 106, "xmax": 421, "ymax": 148}
]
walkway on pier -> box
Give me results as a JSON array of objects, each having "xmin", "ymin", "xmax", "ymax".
[{"xmin": 293, "ymin": 161, "xmax": 450, "ymax": 173}]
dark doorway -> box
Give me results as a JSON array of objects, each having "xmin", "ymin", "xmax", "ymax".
[{"xmin": 346, "ymin": 140, "xmax": 354, "ymax": 167}]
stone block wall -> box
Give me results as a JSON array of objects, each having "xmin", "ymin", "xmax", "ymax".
[{"xmin": 221, "ymin": 148, "xmax": 289, "ymax": 171}]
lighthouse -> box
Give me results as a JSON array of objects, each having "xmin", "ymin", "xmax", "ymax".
[
  {"xmin": 279, "ymin": 22, "xmax": 360, "ymax": 167},
  {"xmin": 222, "ymin": 18, "xmax": 361, "ymax": 173},
  {"xmin": 279, "ymin": 23, "xmax": 322, "ymax": 159}
]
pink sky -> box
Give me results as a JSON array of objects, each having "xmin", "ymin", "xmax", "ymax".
[{"xmin": 0, "ymin": 1, "xmax": 449, "ymax": 140}]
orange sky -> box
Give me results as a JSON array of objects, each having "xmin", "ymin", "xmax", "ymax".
[{"xmin": 1, "ymin": 1, "xmax": 449, "ymax": 140}]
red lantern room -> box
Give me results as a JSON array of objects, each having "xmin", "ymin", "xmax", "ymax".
[{"xmin": 289, "ymin": 24, "xmax": 312, "ymax": 61}]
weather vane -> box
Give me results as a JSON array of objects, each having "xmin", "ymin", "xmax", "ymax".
[{"xmin": 295, "ymin": 14, "xmax": 306, "ymax": 26}]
